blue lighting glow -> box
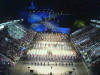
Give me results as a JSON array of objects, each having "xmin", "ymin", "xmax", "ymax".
[
  {"xmin": 28, "ymin": 14, "xmax": 42, "ymax": 24},
  {"xmin": 19, "ymin": 11, "xmax": 28, "ymax": 19},
  {"xmin": 31, "ymin": 24, "xmax": 47, "ymax": 32},
  {"xmin": 52, "ymin": 27, "xmax": 70, "ymax": 34},
  {"xmin": 28, "ymin": 1, "xmax": 35, "ymax": 10},
  {"xmin": 27, "ymin": 12, "xmax": 49, "ymax": 24},
  {"xmin": 18, "ymin": 0, "xmax": 71, "ymax": 34},
  {"xmin": 50, "ymin": 21, "xmax": 59, "ymax": 27},
  {"xmin": 58, "ymin": 27, "xmax": 70, "ymax": 34},
  {"xmin": 34, "ymin": 12, "xmax": 49, "ymax": 19},
  {"xmin": 20, "ymin": 48, "xmax": 25, "ymax": 51}
]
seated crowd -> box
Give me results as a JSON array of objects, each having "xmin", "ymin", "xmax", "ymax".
[
  {"xmin": 0, "ymin": 22, "xmax": 36, "ymax": 64},
  {"xmin": 70, "ymin": 26, "xmax": 100, "ymax": 67}
]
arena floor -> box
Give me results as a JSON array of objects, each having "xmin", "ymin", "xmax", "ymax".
[
  {"xmin": 10, "ymin": 61, "xmax": 90, "ymax": 75},
  {"xmin": 10, "ymin": 33, "xmax": 90, "ymax": 75}
]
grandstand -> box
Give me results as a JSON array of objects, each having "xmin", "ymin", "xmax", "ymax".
[{"xmin": 70, "ymin": 25, "xmax": 100, "ymax": 75}]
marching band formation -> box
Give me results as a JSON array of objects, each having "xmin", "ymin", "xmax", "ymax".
[{"xmin": 27, "ymin": 32, "xmax": 77, "ymax": 62}]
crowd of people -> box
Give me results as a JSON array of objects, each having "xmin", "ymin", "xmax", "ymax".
[
  {"xmin": 70, "ymin": 26, "xmax": 100, "ymax": 67},
  {"xmin": 27, "ymin": 54, "xmax": 77, "ymax": 62},
  {"xmin": 26, "ymin": 32, "xmax": 77, "ymax": 62},
  {"xmin": 71, "ymin": 27, "xmax": 97, "ymax": 45},
  {"xmin": 0, "ymin": 21, "xmax": 36, "ymax": 65},
  {"xmin": 23, "ymin": 61, "xmax": 75, "ymax": 67},
  {"xmin": 35, "ymin": 32, "xmax": 69, "ymax": 42},
  {"xmin": 32, "ymin": 41, "xmax": 73, "ymax": 50}
]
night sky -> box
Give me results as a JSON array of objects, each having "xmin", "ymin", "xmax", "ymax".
[
  {"xmin": 0, "ymin": 0, "xmax": 100, "ymax": 14},
  {"xmin": 0, "ymin": 0, "xmax": 100, "ymax": 25}
]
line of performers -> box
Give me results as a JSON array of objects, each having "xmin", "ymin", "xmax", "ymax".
[{"xmin": 27, "ymin": 54, "xmax": 77, "ymax": 61}]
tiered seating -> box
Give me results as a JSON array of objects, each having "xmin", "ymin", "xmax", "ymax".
[
  {"xmin": 0, "ymin": 53, "xmax": 15, "ymax": 75},
  {"xmin": 0, "ymin": 20, "xmax": 36, "ymax": 65},
  {"xmin": 70, "ymin": 26, "xmax": 100, "ymax": 67},
  {"xmin": 71, "ymin": 27, "xmax": 97, "ymax": 45}
]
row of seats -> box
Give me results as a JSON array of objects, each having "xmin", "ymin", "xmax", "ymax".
[
  {"xmin": 71, "ymin": 27, "xmax": 97, "ymax": 45},
  {"xmin": 70, "ymin": 26, "xmax": 100, "ymax": 67},
  {"xmin": 0, "ymin": 21, "xmax": 36, "ymax": 63}
]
